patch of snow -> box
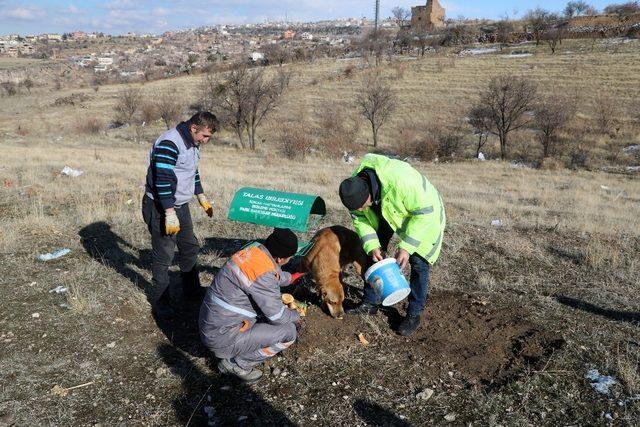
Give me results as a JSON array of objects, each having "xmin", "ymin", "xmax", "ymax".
[
  {"xmin": 502, "ymin": 53, "xmax": 533, "ymax": 58},
  {"xmin": 460, "ymin": 47, "xmax": 498, "ymax": 55},
  {"xmin": 626, "ymin": 166, "xmax": 640, "ymax": 173},
  {"xmin": 491, "ymin": 219, "xmax": 503, "ymax": 227}
]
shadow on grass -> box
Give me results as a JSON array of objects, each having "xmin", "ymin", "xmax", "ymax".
[
  {"xmin": 203, "ymin": 236, "xmax": 253, "ymax": 258},
  {"xmin": 79, "ymin": 221, "xmax": 207, "ymax": 357},
  {"xmin": 79, "ymin": 221, "xmax": 152, "ymax": 297},
  {"xmin": 157, "ymin": 343, "xmax": 293, "ymax": 426},
  {"xmin": 555, "ymin": 295, "xmax": 640, "ymax": 325},
  {"xmin": 353, "ymin": 399, "xmax": 412, "ymax": 427}
]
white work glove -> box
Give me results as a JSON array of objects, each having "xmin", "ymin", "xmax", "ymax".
[{"xmin": 165, "ymin": 209, "xmax": 180, "ymax": 235}]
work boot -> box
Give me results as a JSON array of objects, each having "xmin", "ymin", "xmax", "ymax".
[
  {"xmin": 181, "ymin": 267, "xmax": 205, "ymax": 301},
  {"xmin": 398, "ymin": 315, "xmax": 421, "ymax": 336},
  {"xmin": 217, "ymin": 358, "xmax": 263, "ymax": 384},
  {"xmin": 345, "ymin": 302, "xmax": 378, "ymax": 316}
]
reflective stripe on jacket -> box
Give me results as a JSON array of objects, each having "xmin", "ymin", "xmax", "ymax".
[
  {"xmin": 199, "ymin": 243, "xmax": 300, "ymax": 350},
  {"xmin": 349, "ymin": 154, "xmax": 446, "ymax": 264}
]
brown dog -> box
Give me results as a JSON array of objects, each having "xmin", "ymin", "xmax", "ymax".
[{"xmin": 301, "ymin": 225, "xmax": 368, "ymax": 318}]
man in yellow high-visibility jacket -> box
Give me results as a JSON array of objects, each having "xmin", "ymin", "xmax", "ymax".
[{"xmin": 338, "ymin": 154, "xmax": 446, "ymax": 336}]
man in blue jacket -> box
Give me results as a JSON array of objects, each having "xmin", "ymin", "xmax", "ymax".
[{"xmin": 142, "ymin": 112, "xmax": 219, "ymax": 318}]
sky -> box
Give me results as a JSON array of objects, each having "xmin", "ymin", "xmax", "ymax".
[{"xmin": 0, "ymin": 0, "xmax": 618, "ymax": 35}]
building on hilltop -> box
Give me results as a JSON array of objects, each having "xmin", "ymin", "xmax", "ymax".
[{"xmin": 411, "ymin": 0, "xmax": 446, "ymax": 32}]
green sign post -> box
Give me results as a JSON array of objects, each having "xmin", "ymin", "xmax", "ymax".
[{"xmin": 227, "ymin": 187, "xmax": 326, "ymax": 255}]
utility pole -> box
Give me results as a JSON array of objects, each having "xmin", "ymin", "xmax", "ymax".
[{"xmin": 374, "ymin": 0, "xmax": 380, "ymax": 31}]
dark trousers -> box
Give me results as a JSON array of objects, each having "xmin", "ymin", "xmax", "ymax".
[
  {"xmin": 142, "ymin": 195, "xmax": 199, "ymax": 304},
  {"xmin": 362, "ymin": 216, "xmax": 431, "ymax": 317}
]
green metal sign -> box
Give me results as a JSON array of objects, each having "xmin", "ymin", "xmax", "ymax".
[{"xmin": 227, "ymin": 187, "xmax": 326, "ymax": 232}]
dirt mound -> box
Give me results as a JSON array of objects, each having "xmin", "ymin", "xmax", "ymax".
[{"xmin": 287, "ymin": 291, "xmax": 563, "ymax": 390}]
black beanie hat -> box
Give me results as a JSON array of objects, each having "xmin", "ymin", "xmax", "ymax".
[
  {"xmin": 265, "ymin": 228, "xmax": 298, "ymax": 258},
  {"xmin": 339, "ymin": 177, "xmax": 369, "ymax": 210}
]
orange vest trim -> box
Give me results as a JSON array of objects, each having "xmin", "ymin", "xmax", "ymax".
[{"xmin": 232, "ymin": 246, "xmax": 278, "ymax": 283}]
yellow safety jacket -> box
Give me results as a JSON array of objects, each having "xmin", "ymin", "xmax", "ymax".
[{"xmin": 349, "ymin": 154, "xmax": 446, "ymax": 264}]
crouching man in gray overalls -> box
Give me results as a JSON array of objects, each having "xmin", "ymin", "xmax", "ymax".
[{"xmin": 199, "ymin": 228, "xmax": 305, "ymax": 383}]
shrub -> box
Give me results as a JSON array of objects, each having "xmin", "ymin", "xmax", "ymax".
[
  {"xmin": 53, "ymin": 93, "xmax": 89, "ymax": 107},
  {"xmin": 113, "ymin": 87, "xmax": 142, "ymax": 125},
  {"xmin": 396, "ymin": 123, "xmax": 439, "ymax": 161},
  {"xmin": 315, "ymin": 104, "xmax": 360, "ymax": 157},
  {"xmin": 343, "ymin": 64, "xmax": 356, "ymax": 78},
  {"xmin": 75, "ymin": 117, "xmax": 104, "ymax": 134},
  {"xmin": 156, "ymin": 92, "xmax": 183, "ymax": 129},
  {"xmin": 436, "ymin": 127, "xmax": 464, "ymax": 159},
  {"xmin": 140, "ymin": 101, "xmax": 159, "ymax": 125},
  {"xmin": 278, "ymin": 125, "xmax": 314, "ymax": 160},
  {"xmin": 593, "ymin": 91, "xmax": 620, "ymax": 136},
  {"xmin": 1, "ymin": 81, "xmax": 18, "ymax": 96}
]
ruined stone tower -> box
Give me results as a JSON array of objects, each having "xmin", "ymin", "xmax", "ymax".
[{"xmin": 411, "ymin": 0, "xmax": 446, "ymax": 32}]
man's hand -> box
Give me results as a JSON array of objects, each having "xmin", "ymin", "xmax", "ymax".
[
  {"xmin": 290, "ymin": 272, "xmax": 306, "ymax": 285},
  {"xmin": 395, "ymin": 248, "xmax": 410, "ymax": 270},
  {"xmin": 370, "ymin": 248, "xmax": 384, "ymax": 262},
  {"xmin": 165, "ymin": 209, "xmax": 180, "ymax": 235},
  {"xmin": 197, "ymin": 194, "xmax": 213, "ymax": 217}
]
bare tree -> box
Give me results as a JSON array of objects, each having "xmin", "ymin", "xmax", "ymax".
[
  {"xmin": 533, "ymin": 95, "xmax": 575, "ymax": 158},
  {"xmin": 391, "ymin": 6, "xmax": 411, "ymax": 28},
  {"xmin": 468, "ymin": 75, "xmax": 537, "ymax": 160},
  {"xmin": 156, "ymin": 92, "xmax": 183, "ymax": 129},
  {"xmin": 113, "ymin": 87, "xmax": 142, "ymax": 125},
  {"xmin": 201, "ymin": 63, "xmax": 290, "ymax": 150},
  {"xmin": 468, "ymin": 108, "xmax": 491, "ymax": 158},
  {"xmin": 21, "ymin": 77, "xmax": 34, "ymax": 94},
  {"xmin": 201, "ymin": 65, "xmax": 250, "ymax": 148},
  {"xmin": 543, "ymin": 24, "xmax": 564, "ymax": 54},
  {"xmin": 186, "ymin": 54, "xmax": 198, "ymax": 74},
  {"xmin": 262, "ymin": 43, "xmax": 289, "ymax": 66},
  {"xmin": 524, "ymin": 7, "xmax": 553, "ymax": 45},
  {"xmin": 360, "ymin": 29, "xmax": 392, "ymax": 66},
  {"xmin": 243, "ymin": 68, "xmax": 291, "ymax": 150},
  {"xmin": 565, "ymin": 1, "xmax": 596, "ymax": 17},
  {"xmin": 604, "ymin": 1, "xmax": 640, "ymax": 19},
  {"xmin": 593, "ymin": 90, "xmax": 620, "ymax": 136},
  {"xmin": 495, "ymin": 18, "xmax": 514, "ymax": 50},
  {"xmin": 355, "ymin": 75, "xmax": 396, "ymax": 147}
]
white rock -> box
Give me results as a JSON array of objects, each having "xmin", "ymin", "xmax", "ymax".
[
  {"xmin": 444, "ymin": 413, "xmax": 456, "ymax": 422},
  {"xmin": 31, "ymin": 313, "xmax": 40, "ymax": 318},
  {"xmin": 416, "ymin": 388, "xmax": 434, "ymax": 401},
  {"xmin": 106, "ymin": 341, "xmax": 116, "ymax": 348}
]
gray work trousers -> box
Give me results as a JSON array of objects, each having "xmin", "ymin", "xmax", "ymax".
[
  {"xmin": 142, "ymin": 195, "xmax": 199, "ymax": 304},
  {"xmin": 208, "ymin": 322, "xmax": 297, "ymax": 370}
]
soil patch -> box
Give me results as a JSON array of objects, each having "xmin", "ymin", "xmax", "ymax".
[{"xmin": 287, "ymin": 291, "xmax": 564, "ymax": 390}]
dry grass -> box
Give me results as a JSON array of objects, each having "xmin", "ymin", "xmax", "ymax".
[{"xmin": 2, "ymin": 39, "xmax": 639, "ymax": 159}]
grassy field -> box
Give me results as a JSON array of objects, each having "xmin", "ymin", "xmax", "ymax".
[
  {"xmin": 2, "ymin": 37, "xmax": 639, "ymax": 160},
  {"xmin": 0, "ymin": 37, "xmax": 639, "ymax": 425},
  {"xmin": 0, "ymin": 58, "xmax": 46, "ymax": 71}
]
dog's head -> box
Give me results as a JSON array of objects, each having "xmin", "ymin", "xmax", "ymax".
[{"xmin": 321, "ymin": 286, "xmax": 345, "ymax": 319}]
